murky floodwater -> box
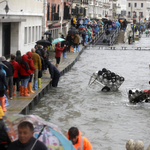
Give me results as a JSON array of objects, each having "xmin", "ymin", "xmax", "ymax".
[{"xmin": 31, "ymin": 36, "xmax": 150, "ymax": 150}]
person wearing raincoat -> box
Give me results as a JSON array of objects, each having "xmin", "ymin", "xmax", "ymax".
[
  {"xmin": 67, "ymin": 127, "xmax": 93, "ymax": 150},
  {"xmin": 19, "ymin": 55, "xmax": 32, "ymax": 97},
  {"xmin": 0, "ymin": 63, "xmax": 8, "ymax": 112},
  {"xmin": 55, "ymin": 42, "xmax": 65, "ymax": 68}
]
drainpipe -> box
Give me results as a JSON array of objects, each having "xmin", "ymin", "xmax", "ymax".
[
  {"xmin": 60, "ymin": 0, "xmax": 63, "ymax": 33},
  {"xmin": 42, "ymin": 0, "xmax": 47, "ymax": 34}
]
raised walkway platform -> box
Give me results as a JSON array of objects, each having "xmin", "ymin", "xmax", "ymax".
[{"xmin": 5, "ymin": 34, "xmax": 101, "ymax": 116}]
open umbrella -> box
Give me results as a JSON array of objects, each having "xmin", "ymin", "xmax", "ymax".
[
  {"xmin": 77, "ymin": 16, "xmax": 83, "ymax": 20},
  {"xmin": 52, "ymin": 38, "xmax": 65, "ymax": 44},
  {"xmin": 68, "ymin": 30, "xmax": 78, "ymax": 35},
  {"xmin": 3, "ymin": 115, "xmax": 76, "ymax": 150},
  {"xmin": 36, "ymin": 40, "xmax": 51, "ymax": 46},
  {"xmin": 0, "ymin": 62, "xmax": 8, "ymax": 68},
  {"xmin": 44, "ymin": 32, "xmax": 52, "ymax": 35},
  {"xmin": 69, "ymin": 26, "xmax": 76, "ymax": 30}
]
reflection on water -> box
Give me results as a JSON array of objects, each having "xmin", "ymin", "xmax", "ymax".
[{"xmin": 31, "ymin": 44, "xmax": 150, "ymax": 149}]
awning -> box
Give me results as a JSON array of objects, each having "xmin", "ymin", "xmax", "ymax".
[
  {"xmin": 0, "ymin": 18, "xmax": 26, "ymax": 23},
  {"xmin": 48, "ymin": 21, "xmax": 69, "ymax": 29},
  {"xmin": 64, "ymin": 1, "xmax": 71, "ymax": 7}
]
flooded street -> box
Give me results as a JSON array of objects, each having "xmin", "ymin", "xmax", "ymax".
[{"xmin": 31, "ymin": 36, "xmax": 150, "ymax": 150}]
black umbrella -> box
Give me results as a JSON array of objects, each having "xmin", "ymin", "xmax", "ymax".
[
  {"xmin": 68, "ymin": 30, "xmax": 78, "ymax": 35},
  {"xmin": 36, "ymin": 40, "xmax": 51, "ymax": 46},
  {"xmin": 69, "ymin": 26, "xmax": 76, "ymax": 30},
  {"xmin": 44, "ymin": 32, "xmax": 52, "ymax": 35},
  {"xmin": 79, "ymin": 30, "xmax": 86, "ymax": 35}
]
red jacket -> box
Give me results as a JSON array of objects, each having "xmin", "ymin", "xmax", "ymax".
[
  {"xmin": 10, "ymin": 60, "xmax": 19, "ymax": 78},
  {"xmin": 27, "ymin": 52, "xmax": 36, "ymax": 74},
  {"xmin": 55, "ymin": 42, "xmax": 65, "ymax": 57},
  {"xmin": 19, "ymin": 55, "xmax": 32, "ymax": 79}
]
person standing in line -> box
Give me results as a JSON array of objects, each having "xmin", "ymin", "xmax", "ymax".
[
  {"xmin": 26, "ymin": 52, "xmax": 35, "ymax": 94},
  {"xmin": 9, "ymin": 54, "xmax": 20, "ymax": 96},
  {"xmin": 0, "ymin": 56, "xmax": 14, "ymax": 100},
  {"xmin": 19, "ymin": 55, "xmax": 32, "ymax": 97},
  {"xmin": 31, "ymin": 48, "xmax": 41, "ymax": 91},
  {"xmin": 73, "ymin": 34, "xmax": 79, "ymax": 53},
  {"xmin": 67, "ymin": 127, "xmax": 93, "ymax": 150},
  {"xmin": 0, "ymin": 63, "xmax": 8, "ymax": 112},
  {"xmin": 15, "ymin": 50, "xmax": 22, "ymax": 91},
  {"xmin": 55, "ymin": 42, "xmax": 65, "ymax": 68}
]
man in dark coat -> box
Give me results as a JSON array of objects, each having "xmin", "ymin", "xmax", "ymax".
[
  {"xmin": 45, "ymin": 60, "xmax": 60, "ymax": 87},
  {"xmin": 0, "ymin": 56, "xmax": 14, "ymax": 100},
  {"xmin": 0, "ymin": 119, "xmax": 11, "ymax": 150},
  {"xmin": 8, "ymin": 121, "xmax": 47, "ymax": 150}
]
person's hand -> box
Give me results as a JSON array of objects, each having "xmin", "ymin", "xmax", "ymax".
[
  {"xmin": 6, "ymin": 90, "xmax": 8, "ymax": 93},
  {"xmin": 50, "ymin": 78, "xmax": 52, "ymax": 81}
]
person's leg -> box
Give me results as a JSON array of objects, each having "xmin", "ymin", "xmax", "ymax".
[
  {"xmin": 28, "ymin": 74, "xmax": 34, "ymax": 93},
  {"xmin": 0, "ymin": 91, "xmax": 6, "ymax": 111},
  {"xmin": 24, "ymin": 78, "xmax": 30, "ymax": 97},
  {"xmin": 20, "ymin": 79, "xmax": 25, "ymax": 96},
  {"xmin": 52, "ymin": 77, "xmax": 60, "ymax": 87},
  {"xmin": 9, "ymin": 76, "xmax": 13, "ymax": 99},
  {"xmin": 34, "ymin": 69, "xmax": 38, "ymax": 90},
  {"xmin": 13, "ymin": 78, "xmax": 17, "ymax": 96}
]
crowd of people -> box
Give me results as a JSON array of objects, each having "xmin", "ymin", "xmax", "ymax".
[{"xmin": 0, "ymin": 44, "xmax": 62, "ymax": 112}]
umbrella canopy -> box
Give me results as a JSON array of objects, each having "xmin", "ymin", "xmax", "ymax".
[
  {"xmin": 77, "ymin": 16, "xmax": 83, "ymax": 20},
  {"xmin": 79, "ymin": 30, "xmax": 86, "ymax": 35},
  {"xmin": 68, "ymin": 30, "xmax": 78, "ymax": 35},
  {"xmin": 69, "ymin": 26, "xmax": 76, "ymax": 30},
  {"xmin": 36, "ymin": 40, "xmax": 51, "ymax": 46},
  {"xmin": 3, "ymin": 115, "xmax": 76, "ymax": 150},
  {"xmin": 44, "ymin": 32, "xmax": 52, "ymax": 35},
  {"xmin": 52, "ymin": 38, "xmax": 65, "ymax": 44}
]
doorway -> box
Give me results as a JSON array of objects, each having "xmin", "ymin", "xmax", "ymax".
[{"xmin": 2, "ymin": 23, "xmax": 11, "ymax": 58}]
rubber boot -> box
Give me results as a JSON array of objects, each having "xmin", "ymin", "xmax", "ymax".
[
  {"xmin": 38, "ymin": 78, "xmax": 41, "ymax": 88},
  {"xmin": 13, "ymin": 85, "xmax": 16, "ymax": 96},
  {"xmin": 20, "ymin": 86, "xmax": 24, "ymax": 96},
  {"xmin": 27, "ymin": 83, "xmax": 30, "ymax": 93},
  {"xmin": 0, "ymin": 96, "xmax": 7, "ymax": 112},
  {"xmin": 34, "ymin": 81, "xmax": 38, "ymax": 90},
  {"xmin": 74, "ymin": 48, "xmax": 76, "ymax": 53},
  {"xmin": 29, "ymin": 82, "xmax": 34, "ymax": 93},
  {"xmin": 24, "ymin": 87, "xmax": 30, "ymax": 97}
]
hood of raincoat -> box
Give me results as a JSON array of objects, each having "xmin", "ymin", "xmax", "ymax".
[
  {"xmin": 16, "ymin": 50, "xmax": 21, "ymax": 57},
  {"xmin": 56, "ymin": 42, "xmax": 60, "ymax": 48},
  {"xmin": 22, "ymin": 54, "xmax": 28, "ymax": 62},
  {"xmin": 27, "ymin": 51, "xmax": 32, "ymax": 59}
]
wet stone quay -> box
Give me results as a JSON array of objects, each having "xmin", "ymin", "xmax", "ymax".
[{"xmin": 31, "ymin": 35, "xmax": 150, "ymax": 150}]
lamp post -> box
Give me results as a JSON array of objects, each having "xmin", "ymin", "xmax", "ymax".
[
  {"xmin": 132, "ymin": 11, "xmax": 136, "ymax": 42},
  {"xmin": 139, "ymin": 12, "xmax": 141, "ymax": 38},
  {"xmin": 0, "ymin": 0, "xmax": 9, "ymax": 15}
]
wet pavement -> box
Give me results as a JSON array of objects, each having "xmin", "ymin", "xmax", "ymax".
[{"xmin": 31, "ymin": 34, "xmax": 150, "ymax": 150}]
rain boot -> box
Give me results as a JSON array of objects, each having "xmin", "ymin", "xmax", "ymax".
[
  {"xmin": 29, "ymin": 82, "xmax": 34, "ymax": 93},
  {"xmin": 20, "ymin": 86, "xmax": 24, "ymax": 96},
  {"xmin": 13, "ymin": 85, "xmax": 16, "ymax": 96},
  {"xmin": 38, "ymin": 78, "xmax": 41, "ymax": 88},
  {"xmin": 24, "ymin": 87, "xmax": 30, "ymax": 97},
  {"xmin": 74, "ymin": 48, "xmax": 76, "ymax": 53},
  {"xmin": 0, "ymin": 96, "xmax": 7, "ymax": 112},
  {"xmin": 34, "ymin": 81, "xmax": 38, "ymax": 90}
]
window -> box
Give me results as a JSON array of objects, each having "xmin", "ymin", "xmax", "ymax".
[
  {"xmin": 28, "ymin": 27, "xmax": 31, "ymax": 43},
  {"xmin": 141, "ymin": 3, "xmax": 143, "ymax": 7},
  {"xmin": 134, "ymin": 3, "xmax": 137, "ymax": 7},
  {"xmin": 32, "ymin": 26, "xmax": 34, "ymax": 42},
  {"xmin": 24, "ymin": 27, "xmax": 27, "ymax": 44},
  {"xmin": 128, "ymin": 3, "xmax": 130, "ymax": 7},
  {"xmin": 128, "ymin": 11, "xmax": 130, "ymax": 16}
]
